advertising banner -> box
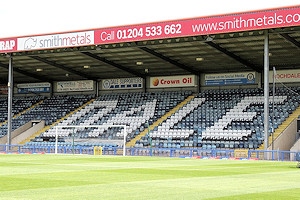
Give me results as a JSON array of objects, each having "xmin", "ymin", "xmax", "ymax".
[
  {"xmin": 0, "ymin": 38, "xmax": 17, "ymax": 53},
  {"xmin": 269, "ymin": 69, "xmax": 300, "ymax": 83},
  {"xmin": 94, "ymin": 6, "xmax": 300, "ymax": 45},
  {"xmin": 1, "ymin": 6, "xmax": 300, "ymax": 53},
  {"xmin": 150, "ymin": 75, "xmax": 195, "ymax": 88},
  {"xmin": 205, "ymin": 72, "xmax": 255, "ymax": 85},
  {"xmin": 56, "ymin": 80, "xmax": 94, "ymax": 92},
  {"xmin": 102, "ymin": 77, "xmax": 143, "ymax": 90},
  {"xmin": 17, "ymin": 31, "xmax": 94, "ymax": 51},
  {"xmin": 17, "ymin": 82, "xmax": 51, "ymax": 94},
  {"xmin": 0, "ymin": 85, "xmax": 8, "ymax": 94}
]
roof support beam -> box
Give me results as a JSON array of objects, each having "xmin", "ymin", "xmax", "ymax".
[
  {"xmin": 0, "ymin": 61, "xmax": 51, "ymax": 82},
  {"xmin": 81, "ymin": 52, "xmax": 145, "ymax": 78},
  {"xmin": 205, "ymin": 41, "xmax": 262, "ymax": 72},
  {"xmin": 139, "ymin": 47, "xmax": 199, "ymax": 75},
  {"xmin": 29, "ymin": 56, "xmax": 97, "ymax": 80},
  {"xmin": 280, "ymin": 33, "xmax": 300, "ymax": 48}
]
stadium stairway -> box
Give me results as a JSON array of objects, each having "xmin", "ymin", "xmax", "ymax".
[
  {"xmin": 257, "ymin": 105, "xmax": 300, "ymax": 151},
  {"xmin": 18, "ymin": 98, "xmax": 96, "ymax": 145},
  {"xmin": 126, "ymin": 95, "xmax": 195, "ymax": 147}
]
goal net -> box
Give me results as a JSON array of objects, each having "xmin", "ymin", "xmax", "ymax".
[{"xmin": 54, "ymin": 125, "xmax": 127, "ymax": 156}]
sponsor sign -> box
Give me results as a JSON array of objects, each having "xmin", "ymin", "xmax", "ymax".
[
  {"xmin": 270, "ymin": 69, "xmax": 300, "ymax": 83},
  {"xmin": 56, "ymin": 80, "xmax": 93, "ymax": 92},
  {"xmin": 0, "ymin": 85, "xmax": 8, "ymax": 94},
  {"xmin": 102, "ymin": 77, "xmax": 143, "ymax": 90},
  {"xmin": 17, "ymin": 82, "xmax": 51, "ymax": 94},
  {"xmin": 1, "ymin": 6, "xmax": 300, "ymax": 53},
  {"xmin": 150, "ymin": 75, "xmax": 195, "ymax": 88},
  {"xmin": 234, "ymin": 149, "xmax": 249, "ymax": 158},
  {"xmin": 205, "ymin": 72, "xmax": 255, "ymax": 85},
  {"xmin": 18, "ymin": 87, "xmax": 50, "ymax": 94},
  {"xmin": 94, "ymin": 6, "xmax": 300, "ymax": 45},
  {"xmin": 0, "ymin": 38, "xmax": 17, "ymax": 52},
  {"xmin": 17, "ymin": 31, "xmax": 94, "ymax": 51}
]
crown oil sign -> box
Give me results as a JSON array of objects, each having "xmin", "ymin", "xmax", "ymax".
[{"xmin": 150, "ymin": 75, "xmax": 195, "ymax": 88}]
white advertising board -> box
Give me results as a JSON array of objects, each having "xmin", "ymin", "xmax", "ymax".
[
  {"xmin": 102, "ymin": 77, "xmax": 143, "ymax": 90},
  {"xmin": 56, "ymin": 80, "xmax": 94, "ymax": 92},
  {"xmin": 269, "ymin": 69, "xmax": 300, "ymax": 83}
]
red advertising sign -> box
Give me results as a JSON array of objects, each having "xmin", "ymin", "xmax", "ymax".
[
  {"xmin": 94, "ymin": 6, "xmax": 300, "ymax": 45},
  {"xmin": 0, "ymin": 38, "xmax": 17, "ymax": 53},
  {"xmin": 0, "ymin": 6, "xmax": 300, "ymax": 53}
]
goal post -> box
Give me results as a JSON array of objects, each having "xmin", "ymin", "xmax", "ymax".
[{"xmin": 54, "ymin": 125, "xmax": 127, "ymax": 156}]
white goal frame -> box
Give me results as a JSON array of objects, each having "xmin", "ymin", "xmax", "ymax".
[{"xmin": 54, "ymin": 125, "xmax": 127, "ymax": 156}]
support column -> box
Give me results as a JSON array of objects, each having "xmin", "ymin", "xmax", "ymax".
[
  {"xmin": 7, "ymin": 55, "xmax": 13, "ymax": 150},
  {"xmin": 263, "ymin": 30, "xmax": 269, "ymax": 159}
]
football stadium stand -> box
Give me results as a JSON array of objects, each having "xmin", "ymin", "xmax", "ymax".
[{"xmin": 3, "ymin": 86, "xmax": 296, "ymax": 153}]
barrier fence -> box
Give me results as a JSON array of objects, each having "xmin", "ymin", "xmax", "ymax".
[{"xmin": 0, "ymin": 144, "xmax": 299, "ymax": 162}]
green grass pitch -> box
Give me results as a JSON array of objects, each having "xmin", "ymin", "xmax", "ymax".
[{"xmin": 0, "ymin": 154, "xmax": 299, "ymax": 200}]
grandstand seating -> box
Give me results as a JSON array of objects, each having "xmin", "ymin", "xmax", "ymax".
[
  {"xmin": 0, "ymin": 96, "xmax": 45, "ymax": 123},
  {"xmin": 28, "ymin": 91, "xmax": 192, "ymax": 147},
  {"xmin": 137, "ymin": 87, "xmax": 299, "ymax": 149},
  {"xmin": 20, "ymin": 87, "xmax": 300, "ymax": 150},
  {"xmin": 0, "ymin": 95, "xmax": 93, "ymax": 138},
  {"xmin": 0, "ymin": 96, "xmax": 45, "ymax": 137}
]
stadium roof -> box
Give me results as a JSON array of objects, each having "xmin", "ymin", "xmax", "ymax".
[{"xmin": 0, "ymin": 5, "xmax": 300, "ymax": 84}]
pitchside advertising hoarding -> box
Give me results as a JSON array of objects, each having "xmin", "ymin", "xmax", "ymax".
[
  {"xmin": 269, "ymin": 69, "xmax": 300, "ymax": 83},
  {"xmin": 101, "ymin": 77, "xmax": 143, "ymax": 90},
  {"xmin": 0, "ymin": 6, "xmax": 300, "ymax": 53},
  {"xmin": 150, "ymin": 75, "xmax": 196, "ymax": 88},
  {"xmin": 17, "ymin": 82, "xmax": 51, "ymax": 94},
  {"xmin": 205, "ymin": 72, "xmax": 256, "ymax": 86}
]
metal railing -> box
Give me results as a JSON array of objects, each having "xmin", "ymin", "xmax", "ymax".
[{"xmin": 0, "ymin": 144, "xmax": 299, "ymax": 161}]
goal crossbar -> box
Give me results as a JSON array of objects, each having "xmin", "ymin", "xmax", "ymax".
[{"xmin": 54, "ymin": 125, "xmax": 127, "ymax": 156}]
